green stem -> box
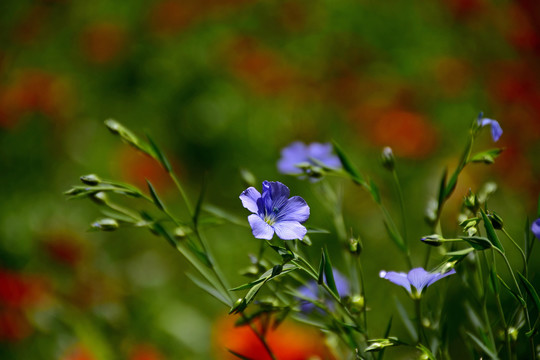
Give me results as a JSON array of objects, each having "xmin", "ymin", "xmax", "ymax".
[
  {"xmin": 392, "ymin": 169, "xmax": 407, "ymax": 249},
  {"xmin": 414, "ymin": 299, "xmax": 427, "ymax": 346},
  {"xmin": 493, "ymin": 247, "xmax": 535, "ymax": 358},
  {"xmin": 502, "ymin": 228, "xmax": 528, "ymax": 278}
]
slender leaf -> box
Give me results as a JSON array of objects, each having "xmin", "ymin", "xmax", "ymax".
[
  {"xmin": 394, "ymin": 296, "xmax": 417, "ymax": 341},
  {"xmin": 369, "ymin": 179, "xmax": 381, "ymax": 205},
  {"xmin": 518, "ymin": 272, "xmax": 540, "ymax": 315},
  {"xmin": 193, "ymin": 176, "xmax": 207, "ymax": 226},
  {"xmin": 323, "ymin": 246, "xmax": 339, "ymax": 297},
  {"xmin": 383, "ymin": 220, "xmax": 406, "ymax": 252},
  {"xmin": 466, "ymin": 332, "xmax": 499, "ymax": 360},
  {"xmin": 146, "ymin": 133, "xmax": 172, "ymax": 172},
  {"xmin": 437, "ymin": 168, "xmax": 447, "ymax": 210},
  {"xmin": 186, "ymin": 272, "xmax": 230, "ymax": 307},
  {"xmin": 460, "ymin": 236, "xmax": 493, "ymax": 250},
  {"xmin": 146, "ymin": 180, "xmax": 166, "ymax": 211},
  {"xmin": 203, "ymin": 204, "xmax": 248, "ymax": 227},
  {"xmin": 469, "ymin": 148, "xmax": 503, "ymax": 164},
  {"xmin": 497, "ymin": 275, "xmax": 526, "ymax": 307},
  {"xmin": 317, "ymin": 249, "xmax": 325, "ymax": 285},
  {"xmin": 480, "ymin": 209, "xmax": 504, "ymax": 252},
  {"xmin": 332, "ymin": 141, "xmax": 365, "ymax": 186}
]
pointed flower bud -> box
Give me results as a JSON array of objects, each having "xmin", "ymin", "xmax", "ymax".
[
  {"xmin": 349, "ymin": 236, "xmax": 363, "ymax": 255},
  {"xmin": 92, "ymin": 218, "xmax": 119, "ymax": 231},
  {"xmin": 487, "ymin": 212, "xmax": 504, "ymax": 230},
  {"xmin": 381, "ymin": 146, "xmax": 395, "ymax": 171},
  {"xmin": 420, "ymin": 234, "xmax": 444, "ymax": 247},
  {"xmin": 80, "ymin": 174, "xmax": 101, "ymax": 186}
]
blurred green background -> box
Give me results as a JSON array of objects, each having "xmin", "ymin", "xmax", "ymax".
[{"xmin": 1, "ymin": 0, "xmax": 540, "ymax": 359}]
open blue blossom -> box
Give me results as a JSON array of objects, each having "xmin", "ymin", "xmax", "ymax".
[
  {"xmin": 277, "ymin": 142, "xmax": 342, "ymax": 180},
  {"xmin": 379, "ymin": 267, "xmax": 456, "ymax": 299},
  {"xmin": 532, "ymin": 218, "xmax": 540, "ymax": 240},
  {"xmin": 240, "ymin": 181, "xmax": 310, "ymax": 240},
  {"xmin": 477, "ymin": 112, "xmax": 502, "ymax": 142},
  {"xmin": 297, "ymin": 270, "xmax": 350, "ymax": 313}
]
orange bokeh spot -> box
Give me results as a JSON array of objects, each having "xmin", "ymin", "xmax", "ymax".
[
  {"xmin": 224, "ymin": 37, "xmax": 299, "ymax": 96},
  {"xmin": 129, "ymin": 344, "xmax": 165, "ymax": 360},
  {"xmin": 43, "ymin": 232, "xmax": 87, "ymax": 268},
  {"xmin": 0, "ymin": 69, "xmax": 73, "ymax": 128},
  {"xmin": 0, "ymin": 268, "xmax": 49, "ymax": 309},
  {"xmin": 213, "ymin": 315, "xmax": 335, "ymax": 360},
  {"xmin": 367, "ymin": 110, "xmax": 438, "ymax": 159},
  {"xmin": 0, "ymin": 310, "xmax": 33, "ymax": 342},
  {"xmin": 112, "ymin": 146, "xmax": 176, "ymax": 191},
  {"xmin": 80, "ymin": 22, "xmax": 128, "ymax": 64}
]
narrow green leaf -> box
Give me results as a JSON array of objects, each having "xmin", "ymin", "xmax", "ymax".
[
  {"xmin": 146, "ymin": 180, "xmax": 165, "ymax": 211},
  {"xmin": 394, "ymin": 296, "xmax": 417, "ymax": 341},
  {"xmin": 466, "ymin": 332, "xmax": 499, "ymax": 360},
  {"xmin": 187, "ymin": 240, "xmax": 212, "ymax": 267},
  {"xmin": 469, "ymin": 148, "xmax": 503, "ymax": 164},
  {"xmin": 203, "ymin": 204, "xmax": 248, "ymax": 227},
  {"xmin": 332, "ymin": 141, "xmax": 365, "ymax": 186},
  {"xmin": 369, "ymin": 179, "xmax": 381, "ymax": 205},
  {"xmin": 323, "ymin": 246, "xmax": 339, "ymax": 297},
  {"xmin": 518, "ymin": 272, "xmax": 540, "ymax": 315},
  {"xmin": 193, "ymin": 176, "xmax": 207, "ymax": 227},
  {"xmin": 437, "ymin": 168, "xmax": 447, "ymax": 209},
  {"xmin": 480, "ymin": 209, "xmax": 504, "ymax": 252},
  {"xmin": 497, "ymin": 275, "xmax": 526, "ymax": 307},
  {"xmin": 383, "ymin": 220, "xmax": 406, "ymax": 252},
  {"xmin": 317, "ymin": 249, "xmax": 325, "ymax": 285},
  {"xmin": 445, "ymin": 248, "xmax": 475, "ymax": 256},
  {"xmin": 146, "ymin": 133, "xmax": 172, "ymax": 172},
  {"xmin": 489, "ymin": 267, "xmax": 499, "ymax": 294},
  {"xmin": 186, "ymin": 272, "xmax": 230, "ymax": 307},
  {"xmin": 460, "ymin": 236, "xmax": 493, "ymax": 250}
]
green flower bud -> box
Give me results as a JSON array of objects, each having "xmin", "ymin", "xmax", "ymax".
[
  {"xmin": 381, "ymin": 146, "xmax": 395, "ymax": 171},
  {"xmin": 349, "ymin": 294, "xmax": 365, "ymax": 313},
  {"xmin": 173, "ymin": 225, "xmax": 192, "ymax": 240},
  {"xmin": 92, "ymin": 218, "xmax": 119, "ymax": 231},
  {"xmin": 80, "ymin": 174, "xmax": 101, "ymax": 186},
  {"xmin": 420, "ymin": 234, "xmax": 443, "ymax": 247},
  {"xmin": 349, "ymin": 236, "xmax": 363, "ymax": 255},
  {"xmin": 90, "ymin": 191, "xmax": 108, "ymax": 205},
  {"xmin": 487, "ymin": 212, "xmax": 504, "ymax": 230}
]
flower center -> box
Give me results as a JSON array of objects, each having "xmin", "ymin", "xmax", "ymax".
[{"xmin": 264, "ymin": 214, "xmax": 276, "ymax": 226}]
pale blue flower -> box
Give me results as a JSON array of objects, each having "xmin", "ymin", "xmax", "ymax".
[
  {"xmin": 532, "ymin": 218, "xmax": 540, "ymax": 240},
  {"xmin": 477, "ymin": 112, "xmax": 502, "ymax": 142},
  {"xmin": 240, "ymin": 181, "xmax": 310, "ymax": 240},
  {"xmin": 277, "ymin": 142, "xmax": 341, "ymax": 180},
  {"xmin": 298, "ymin": 270, "xmax": 350, "ymax": 313},
  {"xmin": 379, "ymin": 267, "xmax": 456, "ymax": 298}
]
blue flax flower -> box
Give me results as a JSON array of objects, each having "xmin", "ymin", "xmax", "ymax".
[
  {"xmin": 240, "ymin": 181, "xmax": 310, "ymax": 240},
  {"xmin": 297, "ymin": 270, "xmax": 350, "ymax": 313},
  {"xmin": 532, "ymin": 218, "xmax": 540, "ymax": 240},
  {"xmin": 277, "ymin": 142, "xmax": 342, "ymax": 180},
  {"xmin": 477, "ymin": 112, "xmax": 502, "ymax": 142},
  {"xmin": 379, "ymin": 267, "xmax": 456, "ymax": 299}
]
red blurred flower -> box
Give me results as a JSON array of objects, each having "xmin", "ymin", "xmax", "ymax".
[
  {"xmin": 0, "ymin": 268, "xmax": 49, "ymax": 309},
  {"xmin": 112, "ymin": 146, "xmax": 176, "ymax": 191},
  {"xmin": 43, "ymin": 232, "xmax": 87, "ymax": 268},
  {"xmin": 0, "ymin": 309, "xmax": 33, "ymax": 342},
  {"xmin": 213, "ymin": 315, "xmax": 335, "ymax": 360},
  {"xmin": 0, "ymin": 69, "xmax": 73, "ymax": 128},
  {"xmin": 224, "ymin": 37, "xmax": 300, "ymax": 96},
  {"xmin": 12, "ymin": 4, "xmax": 50, "ymax": 44},
  {"xmin": 441, "ymin": 0, "xmax": 485, "ymax": 20},
  {"xmin": 80, "ymin": 22, "xmax": 128, "ymax": 64},
  {"xmin": 148, "ymin": 0, "xmax": 202, "ymax": 35},
  {"xmin": 129, "ymin": 344, "xmax": 166, "ymax": 360},
  {"xmin": 366, "ymin": 109, "xmax": 439, "ymax": 159}
]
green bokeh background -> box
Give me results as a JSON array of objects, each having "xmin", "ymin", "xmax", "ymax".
[{"xmin": 1, "ymin": 0, "xmax": 540, "ymax": 358}]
